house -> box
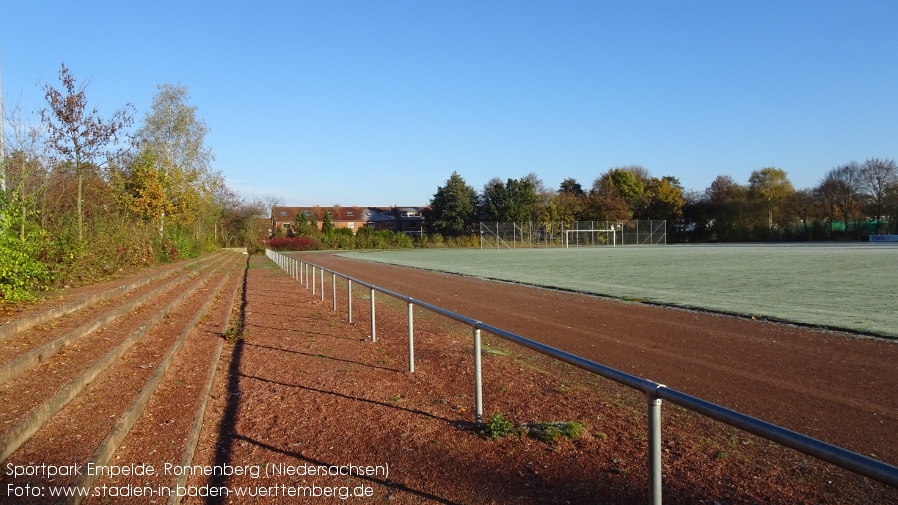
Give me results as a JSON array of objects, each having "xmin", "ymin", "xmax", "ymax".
[
  {"xmin": 270, "ymin": 206, "xmax": 428, "ymax": 237},
  {"xmin": 393, "ymin": 206, "xmax": 426, "ymax": 236}
]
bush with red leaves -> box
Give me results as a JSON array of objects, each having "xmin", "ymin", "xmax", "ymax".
[{"xmin": 266, "ymin": 236, "xmax": 322, "ymax": 251}]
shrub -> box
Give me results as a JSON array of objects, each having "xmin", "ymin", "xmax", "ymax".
[
  {"xmin": 267, "ymin": 236, "xmax": 322, "ymax": 251},
  {"xmin": 0, "ymin": 235, "xmax": 54, "ymax": 303},
  {"xmin": 483, "ymin": 413, "xmax": 516, "ymax": 439}
]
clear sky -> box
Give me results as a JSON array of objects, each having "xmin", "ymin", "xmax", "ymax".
[{"xmin": 2, "ymin": 1, "xmax": 896, "ymax": 206}]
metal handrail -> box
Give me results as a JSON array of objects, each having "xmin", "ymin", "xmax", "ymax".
[{"xmin": 265, "ymin": 250, "xmax": 898, "ymax": 503}]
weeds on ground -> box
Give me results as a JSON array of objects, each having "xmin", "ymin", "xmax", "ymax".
[
  {"xmin": 483, "ymin": 413, "xmax": 516, "ymax": 439},
  {"xmin": 482, "ymin": 413, "xmax": 585, "ymax": 444},
  {"xmin": 223, "ymin": 326, "xmax": 242, "ymax": 343}
]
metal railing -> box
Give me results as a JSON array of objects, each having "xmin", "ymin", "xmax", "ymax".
[{"xmin": 265, "ymin": 249, "xmax": 898, "ymax": 504}]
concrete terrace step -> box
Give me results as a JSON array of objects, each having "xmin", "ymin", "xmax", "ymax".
[{"xmin": 0, "ymin": 252, "xmax": 246, "ymax": 503}]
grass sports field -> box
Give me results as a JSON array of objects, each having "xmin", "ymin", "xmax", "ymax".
[{"xmin": 340, "ymin": 243, "xmax": 897, "ymax": 338}]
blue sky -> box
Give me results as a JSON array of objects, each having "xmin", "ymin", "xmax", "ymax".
[{"xmin": 2, "ymin": 1, "xmax": 896, "ymax": 206}]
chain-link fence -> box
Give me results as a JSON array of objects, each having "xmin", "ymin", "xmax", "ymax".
[{"xmin": 478, "ymin": 220, "xmax": 667, "ymax": 249}]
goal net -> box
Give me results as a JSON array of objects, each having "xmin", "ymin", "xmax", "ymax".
[
  {"xmin": 478, "ymin": 220, "xmax": 666, "ymax": 249},
  {"xmin": 565, "ymin": 227, "xmax": 617, "ymax": 248}
]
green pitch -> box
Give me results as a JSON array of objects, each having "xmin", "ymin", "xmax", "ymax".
[{"xmin": 339, "ymin": 244, "xmax": 897, "ymax": 338}]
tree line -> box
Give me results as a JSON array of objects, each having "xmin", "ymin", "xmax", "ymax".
[
  {"xmin": 425, "ymin": 160, "xmax": 897, "ymax": 242},
  {"xmin": 1, "ymin": 64, "xmax": 263, "ymax": 302}
]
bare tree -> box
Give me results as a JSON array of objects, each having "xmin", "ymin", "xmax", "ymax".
[
  {"xmin": 860, "ymin": 158, "xmax": 897, "ymax": 235},
  {"xmin": 261, "ymin": 193, "xmax": 285, "ymax": 220},
  {"xmin": 3, "ymin": 94, "xmax": 48, "ymax": 239},
  {"xmin": 820, "ymin": 162, "xmax": 863, "ymax": 238},
  {"xmin": 40, "ymin": 63, "xmax": 134, "ymax": 242}
]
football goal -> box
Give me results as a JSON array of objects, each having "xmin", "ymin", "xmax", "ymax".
[{"xmin": 565, "ymin": 226, "xmax": 618, "ymax": 248}]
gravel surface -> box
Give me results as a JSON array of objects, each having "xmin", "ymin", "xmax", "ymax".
[
  {"xmin": 186, "ymin": 253, "xmax": 897, "ymax": 504},
  {"xmin": 1, "ymin": 251, "xmax": 896, "ymax": 504}
]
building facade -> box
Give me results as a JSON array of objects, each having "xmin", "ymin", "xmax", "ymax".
[{"xmin": 270, "ymin": 206, "xmax": 427, "ymax": 237}]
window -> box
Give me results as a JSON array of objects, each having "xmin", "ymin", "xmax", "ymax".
[
  {"xmin": 279, "ymin": 211, "xmax": 287, "ymax": 217},
  {"xmin": 346, "ymin": 211, "xmax": 354, "ymax": 217},
  {"xmin": 304, "ymin": 211, "xmax": 311, "ymax": 216},
  {"xmin": 348, "ymin": 222, "xmax": 355, "ymax": 229},
  {"xmin": 388, "ymin": 222, "xmax": 395, "ymax": 229}
]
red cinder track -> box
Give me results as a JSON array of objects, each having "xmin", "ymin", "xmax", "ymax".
[{"xmin": 302, "ymin": 252, "xmax": 898, "ymax": 467}]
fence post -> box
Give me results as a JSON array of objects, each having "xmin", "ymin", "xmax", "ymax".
[
  {"xmin": 348, "ymin": 280, "xmax": 353, "ymax": 323},
  {"xmin": 370, "ymin": 288, "xmax": 376, "ymax": 342},
  {"xmin": 408, "ymin": 302, "xmax": 415, "ymax": 373},
  {"xmin": 473, "ymin": 327, "xmax": 483, "ymax": 424},
  {"xmin": 332, "ymin": 273, "xmax": 337, "ymax": 310},
  {"xmin": 320, "ymin": 268, "xmax": 325, "ymax": 301},
  {"xmin": 648, "ymin": 394, "xmax": 663, "ymax": 505},
  {"xmin": 312, "ymin": 266, "xmax": 316, "ymax": 295}
]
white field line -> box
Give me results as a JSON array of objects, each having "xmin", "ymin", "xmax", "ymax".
[{"xmin": 339, "ymin": 244, "xmax": 898, "ymax": 338}]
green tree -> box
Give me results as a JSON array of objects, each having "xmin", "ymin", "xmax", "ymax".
[
  {"xmin": 524, "ymin": 172, "xmax": 553, "ymax": 224},
  {"xmin": 134, "ymin": 83, "xmax": 214, "ymax": 237},
  {"xmin": 116, "ymin": 149, "xmax": 174, "ymax": 233},
  {"xmin": 645, "ymin": 177, "xmax": 684, "ymax": 221},
  {"xmin": 748, "ymin": 167, "xmax": 795, "ymax": 235},
  {"xmin": 293, "ymin": 210, "xmax": 313, "ymax": 236},
  {"xmin": 588, "ymin": 173, "xmax": 633, "ymax": 221},
  {"xmin": 604, "ymin": 167, "xmax": 646, "ymax": 210},
  {"xmin": 704, "ymin": 175, "xmax": 751, "ymax": 241},
  {"xmin": 480, "ymin": 176, "xmax": 537, "ymax": 222},
  {"xmin": 554, "ymin": 177, "xmax": 587, "ymax": 223},
  {"xmin": 480, "ymin": 178, "xmax": 507, "ymax": 221},
  {"xmin": 559, "ymin": 177, "xmax": 585, "ymax": 197},
  {"xmin": 308, "ymin": 209, "xmax": 318, "ymax": 231},
  {"xmin": 321, "ymin": 209, "xmax": 334, "ymax": 238},
  {"xmin": 426, "ymin": 171, "xmax": 478, "ymax": 236},
  {"xmin": 41, "ymin": 63, "xmax": 134, "ymax": 243}
]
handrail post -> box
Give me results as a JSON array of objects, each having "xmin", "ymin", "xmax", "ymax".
[
  {"xmin": 312, "ymin": 267, "xmax": 316, "ymax": 295},
  {"xmin": 370, "ymin": 288, "xmax": 376, "ymax": 342},
  {"xmin": 348, "ymin": 280, "xmax": 353, "ymax": 323},
  {"xmin": 320, "ymin": 267, "xmax": 325, "ymax": 301},
  {"xmin": 408, "ymin": 302, "xmax": 415, "ymax": 373},
  {"xmin": 332, "ymin": 273, "xmax": 337, "ymax": 310},
  {"xmin": 648, "ymin": 394, "xmax": 663, "ymax": 505},
  {"xmin": 473, "ymin": 327, "xmax": 483, "ymax": 424}
]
